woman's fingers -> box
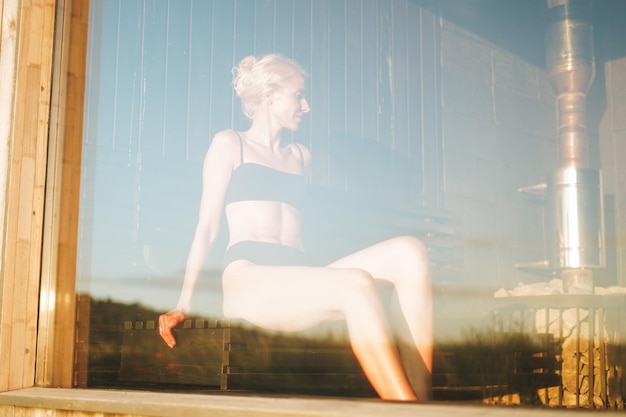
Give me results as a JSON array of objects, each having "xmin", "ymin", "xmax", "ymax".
[{"xmin": 158, "ymin": 311, "xmax": 184, "ymax": 348}]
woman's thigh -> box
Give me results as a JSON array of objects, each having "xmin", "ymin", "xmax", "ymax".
[
  {"xmin": 326, "ymin": 236, "xmax": 429, "ymax": 285},
  {"xmin": 221, "ymin": 262, "xmax": 375, "ymax": 331}
]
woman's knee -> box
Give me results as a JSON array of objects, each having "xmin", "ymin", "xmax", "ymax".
[
  {"xmin": 388, "ymin": 236, "xmax": 430, "ymax": 285},
  {"xmin": 335, "ymin": 268, "xmax": 381, "ymax": 307},
  {"xmin": 340, "ymin": 268, "xmax": 378, "ymax": 292},
  {"xmin": 390, "ymin": 235, "xmax": 427, "ymax": 256},
  {"xmin": 389, "ymin": 236, "xmax": 429, "ymax": 267},
  {"xmin": 336, "ymin": 268, "xmax": 388, "ymax": 316}
]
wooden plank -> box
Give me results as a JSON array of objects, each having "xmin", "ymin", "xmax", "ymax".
[
  {"xmin": 225, "ymin": 373, "xmax": 376, "ymax": 397},
  {"xmin": 375, "ymin": 0, "xmax": 393, "ymax": 197},
  {"xmin": 55, "ymin": 0, "xmax": 89, "ymax": 388},
  {"xmin": 161, "ymin": 0, "xmax": 193, "ymax": 162},
  {"xmin": 291, "ymin": 0, "xmax": 312, "ymax": 151},
  {"xmin": 208, "ymin": 0, "xmax": 235, "ymax": 137},
  {"xmin": 274, "ymin": 0, "xmax": 294, "ymax": 56},
  {"xmin": 327, "ymin": 0, "xmax": 346, "ymax": 190},
  {"xmin": 343, "ymin": 0, "xmax": 362, "ymax": 193},
  {"xmin": 36, "ymin": 0, "xmax": 90, "ymax": 389},
  {"xmin": 112, "ymin": 0, "xmax": 143, "ymax": 152},
  {"xmin": 406, "ymin": 1, "xmax": 424, "ymax": 204},
  {"xmin": 187, "ymin": 1, "xmax": 214, "ymax": 158},
  {"xmin": 350, "ymin": 0, "xmax": 378, "ymax": 195},
  {"xmin": 227, "ymin": 349, "xmax": 361, "ymax": 373},
  {"xmin": 419, "ymin": 8, "xmax": 443, "ymax": 207},
  {"xmin": 390, "ymin": 0, "xmax": 411, "ymax": 201},
  {"xmin": 139, "ymin": 0, "xmax": 168, "ymax": 159},
  {"xmin": 0, "ymin": 0, "xmax": 56, "ymax": 392},
  {"xmin": 253, "ymin": 0, "xmax": 274, "ymax": 54},
  {"xmin": 309, "ymin": 0, "xmax": 330, "ymax": 186}
]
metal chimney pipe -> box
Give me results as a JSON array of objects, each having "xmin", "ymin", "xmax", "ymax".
[
  {"xmin": 544, "ymin": 0, "xmax": 605, "ymax": 292},
  {"xmin": 545, "ymin": 0, "xmax": 595, "ymax": 168}
]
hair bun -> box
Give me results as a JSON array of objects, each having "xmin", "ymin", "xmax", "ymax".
[
  {"xmin": 232, "ymin": 54, "xmax": 306, "ymax": 119},
  {"xmin": 238, "ymin": 56, "xmax": 257, "ymax": 73},
  {"xmin": 232, "ymin": 56, "xmax": 257, "ymax": 98}
]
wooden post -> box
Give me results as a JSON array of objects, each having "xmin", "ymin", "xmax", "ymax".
[
  {"xmin": 0, "ymin": 0, "xmax": 57, "ymax": 392},
  {"xmin": 37, "ymin": 0, "xmax": 90, "ymax": 388}
]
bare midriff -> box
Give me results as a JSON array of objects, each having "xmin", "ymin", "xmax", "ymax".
[{"xmin": 225, "ymin": 200, "xmax": 303, "ymax": 250}]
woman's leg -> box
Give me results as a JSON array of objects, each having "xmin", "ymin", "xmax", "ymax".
[
  {"xmin": 222, "ymin": 263, "xmax": 417, "ymax": 401},
  {"xmin": 327, "ymin": 236, "xmax": 433, "ymax": 399}
]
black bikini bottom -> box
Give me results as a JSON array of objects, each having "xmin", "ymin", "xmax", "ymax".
[{"xmin": 223, "ymin": 241, "xmax": 308, "ymax": 268}]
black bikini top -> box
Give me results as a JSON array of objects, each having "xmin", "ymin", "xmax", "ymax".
[{"xmin": 223, "ymin": 132, "xmax": 306, "ymax": 209}]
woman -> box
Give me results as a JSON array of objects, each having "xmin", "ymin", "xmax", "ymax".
[{"xmin": 159, "ymin": 54, "xmax": 432, "ymax": 401}]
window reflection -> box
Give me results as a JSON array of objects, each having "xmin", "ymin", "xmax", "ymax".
[{"xmin": 75, "ymin": 0, "xmax": 626, "ymax": 409}]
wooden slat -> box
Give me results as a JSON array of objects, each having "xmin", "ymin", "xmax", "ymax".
[
  {"xmin": 419, "ymin": 8, "xmax": 443, "ymax": 207},
  {"xmin": 227, "ymin": 348, "xmax": 361, "ymax": 374},
  {"xmin": 0, "ymin": 0, "xmax": 56, "ymax": 392},
  {"xmin": 309, "ymin": 0, "xmax": 330, "ymax": 186},
  {"xmin": 327, "ymin": 0, "xmax": 347, "ymax": 190},
  {"xmin": 225, "ymin": 373, "xmax": 376, "ymax": 397},
  {"xmin": 35, "ymin": 0, "xmax": 90, "ymax": 389}
]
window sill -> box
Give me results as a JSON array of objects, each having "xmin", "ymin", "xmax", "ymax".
[{"xmin": 0, "ymin": 387, "xmax": 597, "ymax": 417}]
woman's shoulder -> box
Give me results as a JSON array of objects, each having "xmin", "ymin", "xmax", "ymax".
[
  {"xmin": 207, "ymin": 129, "xmax": 241, "ymax": 155},
  {"xmin": 289, "ymin": 142, "xmax": 311, "ymax": 168},
  {"xmin": 211, "ymin": 128, "xmax": 240, "ymax": 146},
  {"xmin": 203, "ymin": 129, "xmax": 242, "ymax": 168}
]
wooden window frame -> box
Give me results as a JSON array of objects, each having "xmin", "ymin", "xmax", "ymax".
[{"xmin": 0, "ymin": 0, "xmax": 75, "ymax": 392}]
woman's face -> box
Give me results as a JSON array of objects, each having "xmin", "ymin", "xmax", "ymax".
[{"xmin": 268, "ymin": 76, "xmax": 310, "ymax": 131}]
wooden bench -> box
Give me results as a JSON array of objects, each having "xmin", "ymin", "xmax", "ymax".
[
  {"xmin": 118, "ymin": 318, "xmax": 376, "ymax": 397},
  {"xmin": 117, "ymin": 318, "xmax": 560, "ymax": 401}
]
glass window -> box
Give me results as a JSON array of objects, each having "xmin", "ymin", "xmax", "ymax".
[
  {"xmin": 77, "ymin": 0, "xmax": 440, "ymax": 399},
  {"xmin": 75, "ymin": 0, "xmax": 626, "ymax": 410}
]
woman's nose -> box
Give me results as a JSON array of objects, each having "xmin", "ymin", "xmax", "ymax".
[{"xmin": 301, "ymin": 98, "xmax": 310, "ymax": 113}]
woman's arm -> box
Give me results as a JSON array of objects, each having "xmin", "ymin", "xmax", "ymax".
[{"xmin": 159, "ymin": 130, "xmax": 237, "ymax": 347}]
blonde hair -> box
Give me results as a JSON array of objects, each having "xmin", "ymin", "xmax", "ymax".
[{"xmin": 232, "ymin": 54, "xmax": 307, "ymax": 119}]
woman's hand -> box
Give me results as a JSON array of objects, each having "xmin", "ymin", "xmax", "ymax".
[{"xmin": 158, "ymin": 310, "xmax": 186, "ymax": 348}]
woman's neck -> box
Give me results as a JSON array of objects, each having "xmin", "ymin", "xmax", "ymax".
[{"xmin": 246, "ymin": 117, "xmax": 283, "ymax": 150}]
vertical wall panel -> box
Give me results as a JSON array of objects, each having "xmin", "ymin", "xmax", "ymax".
[
  {"xmin": 356, "ymin": 0, "xmax": 380, "ymax": 195},
  {"xmin": 232, "ymin": 0, "xmax": 254, "ymax": 131},
  {"xmin": 140, "ymin": 0, "xmax": 168, "ymax": 158},
  {"xmin": 406, "ymin": 1, "xmax": 424, "ymax": 203},
  {"xmin": 188, "ymin": 0, "xmax": 215, "ymax": 159},
  {"xmin": 291, "ymin": 1, "xmax": 312, "ymax": 150},
  {"xmin": 84, "ymin": 0, "xmax": 116, "ymax": 148},
  {"xmin": 208, "ymin": 1, "xmax": 235, "ymax": 138},
  {"xmin": 344, "ymin": 3, "xmax": 363, "ymax": 192},
  {"xmin": 376, "ymin": 1, "xmax": 393, "ymax": 141},
  {"xmin": 328, "ymin": 0, "xmax": 347, "ymax": 189},
  {"xmin": 254, "ymin": 0, "xmax": 275, "ymax": 54},
  {"xmin": 114, "ymin": 0, "xmax": 144, "ymax": 153},
  {"xmin": 419, "ymin": 8, "xmax": 443, "ymax": 207},
  {"xmin": 309, "ymin": 0, "xmax": 330, "ymax": 185},
  {"xmin": 160, "ymin": 0, "xmax": 192, "ymax": 161},
  {"xmin": 391, "ymin": 0, "xmax": 410, "ymax": 201},
  {"xmin": 274, "ymin": 0, "xmax": 294, "ymax": 55}
]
